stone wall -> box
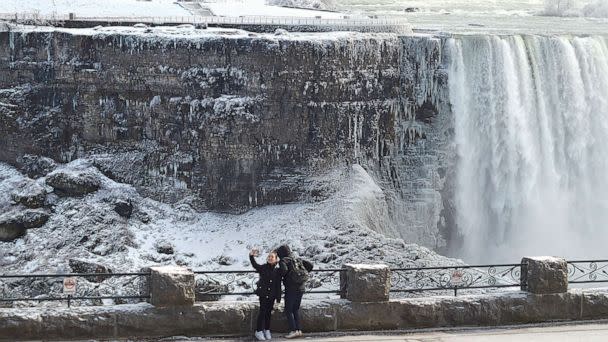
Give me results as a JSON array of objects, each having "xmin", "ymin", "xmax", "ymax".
[
  {"xmin": 2, "ymin": 289, "xmax": 608, "ymax": 340},
  {"xmin": 0, "ymin": 258, "xmax": 602, "ymax": 340}
]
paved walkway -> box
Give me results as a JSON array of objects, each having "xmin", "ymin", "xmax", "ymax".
[
  {"xmin": 299, "ymin": 323, "xmax": 608, "ymax": 341},
  {"xmin": 188, "ymin": 321, "xmax": 608, "ymax": 342}
]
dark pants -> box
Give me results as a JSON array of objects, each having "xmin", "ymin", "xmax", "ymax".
[
  {"xmin": 256, "ymin": 298, "xmax": 275, "ymax": 331},
  {"xmin": 284, "ymin": 289, "xmax": 304, "ymax": 331}
]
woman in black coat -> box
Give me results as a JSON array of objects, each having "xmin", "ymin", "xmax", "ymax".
[{"xmin": 250, "ymin": 248, "xmax": 282, "ymax": 341}]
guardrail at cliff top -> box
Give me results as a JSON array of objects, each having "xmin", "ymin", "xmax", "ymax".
[
  {"xmin": 0, "ymin": 13, "xmax": 413, "ymax": 34},
  {"xmin": 2, "ymin": 257, "xmax": 606, "ymax": 307}
]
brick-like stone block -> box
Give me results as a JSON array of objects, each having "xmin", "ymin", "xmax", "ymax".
[
  {"xmin": 149, "ymin": 266, "xmax": 195, "ymax": 307},
  {"xmin": 341, "ymin": 264, "xmax": 390, "ymax": 302},
  {"xmin": 521, "ymin": 256, "xmax": 568, "ymax": 294}
]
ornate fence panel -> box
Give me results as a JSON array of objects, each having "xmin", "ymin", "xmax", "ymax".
[
  {"xmin": 193, "ymin": 268, "xmax": 342, "ymax": 299},
  {"xmin": 390, "ymin": 264, "xmax": 522, "ymax": 296},
  {"xmin": 0, "ymin": 272, "xmax": 150, "ymax": 306},
  {"xmin": 567, "ymin": 260, "xmax": 608, "ymax": 284}
]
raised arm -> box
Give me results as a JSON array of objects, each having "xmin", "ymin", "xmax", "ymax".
[{"xmin": 249, "ymin": 250, "xmax": 262, "ymax": 272}]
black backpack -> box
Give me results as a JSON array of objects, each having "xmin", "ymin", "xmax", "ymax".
[{"xmin": 286, "ymin": 257, "xmax": 309, "ymax": 285}]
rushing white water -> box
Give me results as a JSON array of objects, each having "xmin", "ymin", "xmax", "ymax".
[{"xmin": 448, "ymin": 35, "xmax": 608, "ymax": 263}]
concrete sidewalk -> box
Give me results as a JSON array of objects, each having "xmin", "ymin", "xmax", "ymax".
[{"xmin": 191, "ymin": 321, "xmax": 608, "ymax": 342}]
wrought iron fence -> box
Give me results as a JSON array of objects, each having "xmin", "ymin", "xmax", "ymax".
[
  {"xmin": 390, "ymin": 264, "xmax": 522, "ymax": 296},
  {"xmin": 567, "ymin": 260, "xmax": 608, "ymax": 284},
  {"xmin": 0, "ymin": 271, "xmax": 150, "ymax": 307},
  {"xmin": 194, "ymin": 264, "xmax": 524, "ymax": 298},
  {"xmin": 6, "ymin": 259, "xmax": 607, "ymax": 306},
  {"xmin": 193, "ymin": 268, "xmax": 342, "ymax": 298}
]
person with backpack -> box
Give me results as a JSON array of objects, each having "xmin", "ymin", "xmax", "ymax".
[
  {"xmin": 250, "ymin": 248, "xmax": 282, "ymax": 341},
  {"xmin": 275, "ymin": 244, "xmax": 313, "ymax": 339}
]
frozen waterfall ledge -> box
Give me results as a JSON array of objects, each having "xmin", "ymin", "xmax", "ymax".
[{"xmin": 3, "ymin": 289, "xmax": 608, "ymax": 339}]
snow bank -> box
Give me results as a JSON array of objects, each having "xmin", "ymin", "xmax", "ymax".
[
  {"xmin": 1, "ymin": 0, "xmax": 347, "ymax": 20},
  {"xmin": 582, "ymin": 0, "xmax": 608, "ymax": 17},
  {"xmin": 203, "ymin": 0, "xmax": 345, "ymax": 18},
  {"xmin": 2, "ymin": 0, "xmax": 190, "ymax": 17},
  {"xmin": 542, "ymin": 0, "xmax": 608, "ymax": 17},
  {"xmin": 267, "ymin": 0, "xmax": 337, "ymax": 11},
  {"xmin": 0, "ymin": 160, "xmax": 462, "ymax": 305}
]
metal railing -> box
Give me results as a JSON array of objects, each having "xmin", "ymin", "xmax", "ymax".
[
  {"xmin": 0, "ymin": 271, "xmax": 150, "ymax": 307},
  {"xmin": 3, "ymin": 259, "xmax": 607, "ymax": 306},
  {"xmin": 567, "ymin": 260, "xmax": 608, "ymax": 284},
  {"xmin": 194, "ymin": 268, "xmax": 342, "ymax": 298},
  {"xmin": 390, "ymin": 263, "xmax": 522, "ymax": 296},
  {"xmin": 0, "ymin": 13, "xmax": 410, "ymax": 30},
  {"xmin": 194, "ymin": 264, "xmax": 524, "ymax": 298}
]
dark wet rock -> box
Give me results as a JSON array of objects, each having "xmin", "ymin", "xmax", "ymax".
[
  {"xmin": 17, "ymin": 155, "xmax": 57, "ymax": 179},
  {"xmin": 0, "ymin": 220, "xmax": 24, "ymax": 241},
  {"xmin": 68, "ymin": 259, "xmax": 113, "ymax": 282},
  {"xmin": 0, "ymin": 209, "xmax": 49, "ymax": 241},
  {"xmin": 113, "ymin": 199, "xmax": 133, "ymax": 218},
  {"xmin": 214, "ymin": 255, "xmax": 235, "ymax": 266},
  {"xmin": 10, "ymin": 179, "xmax": 46, "ymax": 208},
  {"xmin": 46, "ymin": 171, "xmax": 101, "ymax": 197},
  {"xmin": 136, "ymin": 211, "xmax": 151, "ymax": 223},
  {"xmin": 19, "ymin": 210, "xmax": 50, "ymax": 229}
]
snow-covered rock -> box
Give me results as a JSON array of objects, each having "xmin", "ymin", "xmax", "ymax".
[
  {"xmin": 10, "ymin": 179, "xmax": 47, "ymax": 208},
  {"xmin": 68, "ymin": 259, "xmax": 113, "ymax": 282},
  {"xmin": 0, "ymin": 160, "xmax": 464, "ymax": 305},
  {"xmin": 46, "ymin": 169, "xmax": 101, "ymax": 197},
  {"xmin": 0, "ymin": 208, "xmax": 49, "ymax": 241},
  {"xmin": 17, "ymin": 155, "xmax": 57, "ymax": 179}
]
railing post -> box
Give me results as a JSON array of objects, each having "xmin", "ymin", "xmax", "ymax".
[
  {"xmin": 148, "ymin": 266, "xmax": 195, "ymax": 307},
  {"xmin": 520, "ymin": 256, "xmax": 568, "ymax": 294},
  {"xmin": 340, "ymin": 264, "xmax": 390, "ymax": 302}
]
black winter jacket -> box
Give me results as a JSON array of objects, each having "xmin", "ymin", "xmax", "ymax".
[
  {"xmin": 250, "ymin": 255, "xmax": 282, "ymax": 303},
  {"xmin": 276, "ymin": 245, "xmax": 314, "ymax": 292}
]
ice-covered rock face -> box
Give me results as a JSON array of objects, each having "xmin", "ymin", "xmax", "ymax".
[
  {"xmin": 0, "ymin": 26, "xmax": 407, "ymax": 213},
  {"xmin": 0, "ymin": 25, "xmax": 453, "ymax": 251}
]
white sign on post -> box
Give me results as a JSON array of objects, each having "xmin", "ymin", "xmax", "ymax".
[
  {"xmin": 451, "ymin": 270, "xmax": 464, "ymax": 286},
  {"xmin": 63, "ymin": 277, "xmax": 77, "ymax": 295}
]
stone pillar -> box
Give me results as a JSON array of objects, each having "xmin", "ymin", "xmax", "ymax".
[
  {"xmin": 340, "ymin": 264, "xmax": 390, "ymax": 302},
  {"xmin": 521, "ymin": 256, "xmax": 568, "ymax": 294},
  {"xmin": 149, "ymin": 266, "xmax": 195, "ymax": 307}
]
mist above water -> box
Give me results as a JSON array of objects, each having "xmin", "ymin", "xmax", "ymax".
[{"xmin": 448, "ymin": 35, "xmax": 608, "ymax": 263}]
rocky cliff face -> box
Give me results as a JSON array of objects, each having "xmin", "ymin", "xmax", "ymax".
[{"xmin": 0, "ymin": 24, "xmax": 452, "ymax": 249}]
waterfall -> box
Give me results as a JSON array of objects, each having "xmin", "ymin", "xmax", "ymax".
[{"xmin": 448, "ymin": 35, "xmax": 608, "ymax": 263}]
